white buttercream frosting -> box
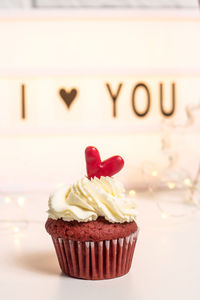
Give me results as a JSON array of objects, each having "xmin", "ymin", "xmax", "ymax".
[{"xmin": 48, "ymin": 176, "xmax": 137, "ymax": 223}]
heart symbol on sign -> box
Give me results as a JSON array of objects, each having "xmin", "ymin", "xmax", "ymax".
[
  {"xmin": 59, "ymin": 88, "xmax": 78, "ymax": 109},
  {"xmin": 85, "ymin": 146, "xmax": 124, "ymax": 179}
]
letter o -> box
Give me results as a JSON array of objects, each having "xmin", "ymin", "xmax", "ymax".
[{"xmin": 132, "ymin": 83, "xmax": 151, "ymax": 117}]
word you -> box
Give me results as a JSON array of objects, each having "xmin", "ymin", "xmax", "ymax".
[{"xmin": 106, "ymin": 82, "xmax": 176, "ymax": 118}]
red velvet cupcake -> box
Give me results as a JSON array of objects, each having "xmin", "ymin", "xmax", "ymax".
[{"xmin": 45, "ymin": 146, "xmax": 138, "ymax": 280}]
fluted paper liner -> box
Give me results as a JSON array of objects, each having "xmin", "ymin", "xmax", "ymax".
[{"xmin": 52, "ymin": 231, "xmax": 138, "ymax": 280}]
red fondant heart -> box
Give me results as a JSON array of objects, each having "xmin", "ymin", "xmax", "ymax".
[{"xmin": 85, "ymin": 146, "xmax": 124, "ymax": 179}]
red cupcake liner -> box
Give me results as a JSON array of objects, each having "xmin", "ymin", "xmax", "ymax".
[{"xmin": 52, "ymin": 231, "xmax": 138, "ymax": 280}]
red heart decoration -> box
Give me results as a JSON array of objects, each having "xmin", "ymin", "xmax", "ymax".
[{"xmin": 85, "ymin": 146, "xmax": 124, "ymax": 179}]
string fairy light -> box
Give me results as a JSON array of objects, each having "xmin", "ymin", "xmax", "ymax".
[
  {"xmin": 185, "ymin": 164, "xmax": 200, "ymax": 206},
  {"xmin": 183, "ymin": 178, "xmax": 192, "ymax": 187},
  {"xmin": 13, "ymin": 226, "xmax": 19, "ymax": 233},
  {"xmin": 17, "ymin": 196, "xmax": 25, "ymax": 206},
  {"xmin": 0, "ymin": 194, "xmax": 29, "ymax": 233},
  {"xmin": 0, "ymin": 192, "xmax": 45, "ymax": 234},
  {"xmin": 129, "ymin": 189, "xmax": 136, "ymax": 197},
  {"xmin": 152, "ymin": 170, "xmax": 158, "ymax": 177},
  {"xmin": 167, "ymin": 182, "xmax": 176, "ymax": 190},
  {"xmin": 4, "ymin": 196, "xmax": 11, "ymax": 204},
  {"xmin": 127, "ymin": 100, "xmax": 200, "ymax": 219},
  {"xmin": 159, "ymin": 101, "xmax": 200, "ymax": 208},
  {"xmin": 161, "ymin": 212, "xmax": 168, "ymax": 219}
]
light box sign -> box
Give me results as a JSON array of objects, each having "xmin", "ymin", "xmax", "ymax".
[
  {"xmin": 0, "ymin": 12, "xmax": 200, "ymax": 135},
  {"xmin": 0, "ymin": 75, "xmax": 199, "ymax": 134}
]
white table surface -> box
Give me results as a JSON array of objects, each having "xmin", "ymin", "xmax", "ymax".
[{"xmin": 1, "ymin": 191, "xmax": 200, "ymax": 300}]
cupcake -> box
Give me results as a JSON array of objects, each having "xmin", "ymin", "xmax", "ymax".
[{"xmin": 45, "ymin": 146, "xmax": 138, "ymax": 280}]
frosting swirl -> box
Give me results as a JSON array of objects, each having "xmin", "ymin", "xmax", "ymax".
[{"xmin": 48, "ymin": 176, "xmax": 137, "ymax": 223}]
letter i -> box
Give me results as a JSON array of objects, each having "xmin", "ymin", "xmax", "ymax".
[{"xmin": 21, "ymin": 84, "xmax": 26, "ymax": 119}]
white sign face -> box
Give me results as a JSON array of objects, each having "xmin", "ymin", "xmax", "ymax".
[{"xmin": 0, "ymin": 76, "xmax": 199, "ymax": 134}]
